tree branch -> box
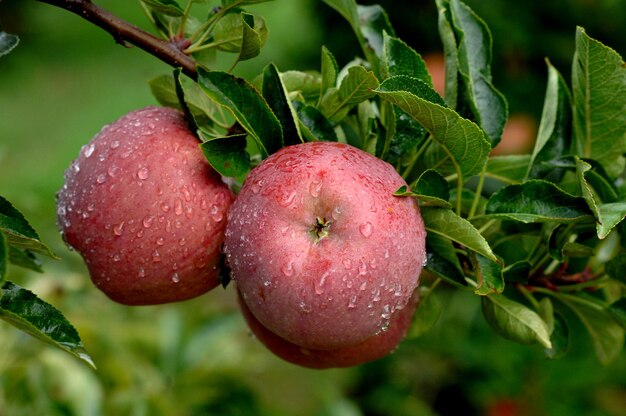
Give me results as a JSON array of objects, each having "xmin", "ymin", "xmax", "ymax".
[{"xmin": 36, "ymin": 0, "xmax": 198, "ymax": 79}]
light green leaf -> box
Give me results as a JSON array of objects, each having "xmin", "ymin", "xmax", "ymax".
[
  {"xmin": 408, "ymin": 286, "xmax": 442, "ymax": 338},
  {"xmin": 572, "ymin": 27, "xmax": 626, "ymax": 178},
  {"xmin": 319, "ymin": 46, "xmax": 339, "ymax": 103},
  {"xmin": 486, "ymin": 154, "xmax": 531, "ymax": 184},
  {"xmin": 236, "ymin": 13, "xmax": 263, "ymax": 62},
  {"xmin": 482, "ymin": 294, "xmax": 552, "ymax": 349},
  {"xmin": 528, "ymin": 61, "xmax": 572, "ymax": 179},
  {"xmin": 0, "ymin": 281, "xmax": 95, "ymax": 369},
  {"xmin": 281, "ymin": 71, "xmax": 323, "ymax": 103},
  {"xmin": 376, "ymin": 76, "xmax": 491, "ymax": 177},
  {"xmin": 149, "ymin": 74, "xmax": 182, "ymax": 110},
  {"xmin": 435, "ymin": 0, "xmax": 459, "ymax": 107},
  {"xmin": 557, "ymin": 293, "xmax": 625, "ymax": 364},
  {"xmin": 197, "ymin": 68, "xmax": 283, "ymax": 157},
  {"xmin": 0, "ymin": 234, "xmax": 6, "ymax": 283},
  {"xmin": 425, "ymin": 233, "xmax": 466, "ymax": 288},
  {"xmin": 8, "ymin": 246, "xmax": 43, "ymax": 273},
  {"xmin": 140, "ymin": 0, "xmax": 184, "ymax": 16},
  {"xmin": 485, "ymin": 180, "xmax": 593, "ymax": 223},
  {"xmin": 319, "ymin": 66, "xmax": 379, "ymax": 121},
  {"xmin": 421, "ymin": 206, "xmax": 497, "ymax": 262},
  {"xmin": 0, "ymin": 196, "xmax": 57, "ymax": 259}
]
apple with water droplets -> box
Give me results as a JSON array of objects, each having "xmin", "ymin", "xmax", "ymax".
[
  {"xmin": 238, "ymin": 290, "xmax": 419, "ymax": 369},
  {"xmin": 225, "ymin": 142, "xmax": 426, "ymax": 353},
  {"xmin": 57, "ymin": 106, "xmax": 234, "ymax": 305}
]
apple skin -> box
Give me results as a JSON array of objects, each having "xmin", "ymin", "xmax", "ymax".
[
  {"xmin": 238, "ymin": 289, "xmax": 418, "ymax": 369},
  {"xmin": 225, "ymin": 142, "xmax": 426, "ymax": 350},
  {"xmin": 57, "ymin": 106, "xmax": 234, "ymax": 305}
]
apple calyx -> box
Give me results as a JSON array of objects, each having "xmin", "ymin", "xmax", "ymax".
[{"xmin": 310, "ymin": 216, "xmax": 332, "ymax": 243}]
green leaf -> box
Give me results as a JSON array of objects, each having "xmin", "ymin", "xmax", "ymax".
[
  {"xmin": 140, "ymin": 0, "xmax": 184, "ymax": 16},
  {"xmin": 262, "ymin": 64, "xmax": 303, "ymax": 146},
  {"xmin": 0, "ymin": 196, "xmax": 56, "ymax": 259},
  {"xmin": 0, "ymin": 281, "xmax": 95, "ymax": 369},
  {"xmin": 502, "ymin": 261, "xmax": 531, "ymax": 284},
  {"xmin": 471, "ymin": 253, "xmax": 504, "ymax": 295},
  {"xmin": 606, "ymin": 253, "xmax": 626, "ymax": 284},
  {"xmin": 199, "ymin": 133, "xmax": 250, "ymax": 178},
  {"xmin": 608, "ymin": 298, "xmax": 626, "ymax": 328},
  {"xmin": 319, "ymin": 46, "xmax": 339, "ymax": 101},
  {"xmin": 281, "ymin": 71, "xmax": 323, "ymax": 103},
  {"xmin": 149, "ymin": 74, "xmax": 183, "ymax": 110},
  {"xmin": 197, "ymin": 68, "xmax": 283, "ymax": 158},
  {"xmin": 425, "ymin": 234, "xmax": 466, "ymax": 288},
  {"xmin": 528, "ymin": 61, "xmax": 572, "ymax": 179},
  {"xmin": 545, "ymin": 312, "xmax": 570, "ymax": 359},
  {"xmin": 212, "ymin": 12, "xmax": 267, "ymax": 58},
  {"xmin": 448, "ymin": 0, "xmax": 508, "ymax": 147},
  {"xmin": 0, "ymin": 30, "xmax": 19, "ymax": 58},
  {"xmin": 8, "ymin": 246, "xmax": 43, "ymax": 273},
  {"xmin": 482, "ymin": 294, "xmax": 552, "ymax": 349},
  {"xmin": 236, "ymin": 12, "xmax": 263, "ymax": 62},
  {"xmin": 376, "ymin": 76, "xmax": 491, "ymax": 177},
  {"xmin": 408, "ymin": 286, "xmax": 442, "ymax": 338},
  {"xmin": 485, "ymin": 180, "xmax": 593, "ymax": 223},
  {"xmin": 382, "ymin": 33, "xmax": 433, "ymax": 86},
  {"xmin": 486, "ymin": 154, "xmax": 531, "ymax": 184},
  {"xmin": 577, "ymin": 157, "xmax": 626, "ymax": 238},
  {"xmin": 422, "ymin": 206, "xmax": 497, "ymax": 262},
  {"xmin": 395, "ymin": 170, "xmax": 451, "ymax": 208},
  {"xmin": 435, "ymin": 0, "xmax": 459, "ymax": 107},
  {"xmin": 0, "ymin": 234, "xmax": 6, "ymax": 283},
  {"xmin": 292, "ymin": 101, "xmax": 338, "ymax": 142},
  {"xmin": 319, "ymin": 66, "xmax": 379, "ymax": 121},
  {"xmin": 557, "ymin": 293, "xmax": 625, "ymax": 364},
  {"xmin": 572, "ymin": 27, "xmax": 626, "ymax": 179}
]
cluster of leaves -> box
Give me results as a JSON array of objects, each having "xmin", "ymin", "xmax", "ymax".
[
  {"xmin": 140, "ymin": 0, "xmax": 271, "ymax": 71},
  {"xmin": 150, "ymin": 0, "xmax": 626, "ymax": 363}
]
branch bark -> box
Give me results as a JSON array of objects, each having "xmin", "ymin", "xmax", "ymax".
[{"xmin": 36, "ymin": 0, "xmax": 198, "ymax": 79}]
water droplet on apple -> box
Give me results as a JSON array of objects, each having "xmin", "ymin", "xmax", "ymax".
[
  {"xmin": 358, "ymin": 259, "xmax": 367, "ymax": 275},
  {"xmin": 137, "ymin": 167, "xmax": 149, "ymax": 180},
  {"xmin": 107, "ymin": 166, "xmax": 120, "ymax": 177},
  {"xmin": 308, "ymin": 180, "xmax": 322, "ymax": 197},
  {"xmin": 171, "ymin": 273, "xmax": 180, "ymax": 283},
  {"xmin": 372, "ymin": 288, "xmax": 381, "ymax": 302},
  {"xmin": 348, "ymin": 295, "xmax": 358, "ymax": 309},
  {"xmin": 112, "ymin": 254, "xmax": 121, "ymax": 262},
  {"xmin": 143, "ymin": 215, "xmax": 155, "ymax": 228},
  {"xmin": 110, "ymin": 140, "xmax": 120, "ymax": 149},
  {"xmin": 209, "ymin": 205, "xmax": 223, "ymax": 222},
  {"xmin": 174, "ymin": 198, "xmax": 183, "ymax": 215},
  {"xmin": 278, "ymin": 191, "xmax": 297, "ymax": 207},
  {"xmin": 314, "ymin": 271, "xmax": 329, "ymax": 295},
  {"xmin": 342, "ymin": 258, "xmax": 352, "ymax": 269},
  {"xmin": 281, "ymin": 261, "xmax": 294, "ymax": 277},
  {"xmin": 113, "ymin": 222, "xmax": 124, "ymax": 236},
  {"xmin": 160, "ymin": 202, "xmax": 170, "ymax": 213},
  {"xmin": 138, "ymin": 267, "xmax": 145, "ymax": 277},
  {"xmin": 178, "ymin": 238, "xmax": 186, "ymax": 246},
  {"xmin": 152, "ymin": 249, "xmax": 161, "ymax": 262},
  {"xmin": 359, "ymin": 222, "xmax": 373, "ymax": 238},
  {"xmin": 360, "ymin": 281, "xmax": 367, "ymax": 291},
  {"xmin": 381, "ymin": 304, "xmax": 391, "ymax": 319},
  {"xmin": 299, "ymin": 300, "xmax": 312, "ymax": 313},
  {"xmin": 96, "ymin": 174, "xmax": 107, "ymax": 184},
  {"xmin": 156, "ymin": 237, "xmax": 165, "ymax": 246},
  {"xmin": 83, "ymin": 143, "xmax": 95, "ymax": 158}
]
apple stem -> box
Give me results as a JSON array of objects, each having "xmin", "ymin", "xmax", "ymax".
[{"xmin": 310, "ymin": 217, "xmax": 332, "ymax": 243}]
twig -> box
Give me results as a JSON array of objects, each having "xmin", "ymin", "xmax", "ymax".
[{"xmin": 35, "ymin": 0, "xmax": 198, "ymax": 79}]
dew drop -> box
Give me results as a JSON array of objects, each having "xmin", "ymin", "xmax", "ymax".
[
  {"xmin": 138, "ymin": 267, "xmax": 145, "ymax": 277},
  {"xmin": 156, "ymin": 237, "xmax": 165, "ymax": 246},
  {"xmin": 360, "ymin": 281, "xmax": 368, "ymax": 291},
  {"xmin": 83, "ymin": 143, "xmax": 95, "ymax": 158},
  {"xmin": 143, "ymin": 215, "xmax": 156, "ymax": 228},
  {"xmin": 136, "ymin": 230, "xmax": 144, "ymax": 238},
  {"xmin": 372, "ymin": 288, "xmax": 381, "ymax": 302},
  {"xmin": 359, "ymin": 222, "xmax": 373, "ymax": 238},
  {"xmin": 209, "ymin": 205, "xmax": 224, "ymax": 222},
  {"xmin": 308, "ymin": 181, "xmax": 322, "ymax": 197},
  {"xmin": 110, "ymin": 140, "xmax": 120, "ymax": 149},
  {"xmin": 384, "ymin": 250, "xmax": 390, "ymax": 259},
  {"xmin": 279, "ymin": 191, "xmax": 297, "ymax": 207},
  {"xmin": 281, "ymin": 261, "xmax": 294, "ymax": 277},
  {"xmin": 171, "ymin": 273, "xmax": 180, "ymax": 283},
  {"xmin": 299, "ymin": 300, "xmax": 312, "ymax": 313},
  {"xmin": 381, "ymin": 304, "xmax": 392, "ymax": 319},
  {"xmin": 87, "ymin": 204, "xmax": 95, "ymax": 212},
  {"xmin": 160, "ymin": 202, "xmax": 170, "ymax": 213},
  {"xmin": 314, "ymin": 271, "xmax": 329, "ymax": 295},
  {"xmin": 358, "ymin": 259, "xmax": 368, "ymax": 275},
  {"xmin": 112, "ymin": 254, "xmax": 121, "ymax": 262},
  {"xmin": 342, "ymin": 258, "xmax": 352, "ymax": 270},
  {"xmin": 379, "ymin": 319, "xmax": 391, "ymax": 333},
  {"xmin": 178, "ymin": 238, "xmax": 186, "ymax": 246},
  {"xmin": 72, "ymin": 162, "xmax": 80, "ymax": 173},
  {"xmin": 174, "ymin": 198, "xmax": 183, "ymax": 215},
  {"xmin": 113, "ymin": 222, "xmax": 124, "ymax": 236},
  {"xmin": 137, "ymin": 167, "xmax": 149, "ymax": 180},
  {"xmin": 152, "ymin": 250, "xmax": 161, "ymax": 262},
  {"xmin": 348, "ymin": 295, "xmax": 358, "ymax": 309},
  {"xmin": 107, "ymin": 166, "xmax": 120, "ymax": 177},
  {"xmin": 96, "ymin": 174, "xmax": 107, "ymax": 184}
]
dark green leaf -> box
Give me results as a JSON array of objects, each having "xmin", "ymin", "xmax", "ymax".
[
  {"xmin": 572, "ymin": 27, "xmax": 626, "ymax": 179},
  {"xmin": 0, "ymin": 196, "xmax": 56, "ymax": 259},
  {"xmin": 486, "ymin": 155, "xmax": 531, "ymax": 184},
  {"xmin": 395, "ymin": 169, "xmax": 451, "ymax": 208},
  {"xmin": 0, "ymin": 281, "xmax": 95, "ymax": 368},
  {"xmin": 471, "ymin": 253, "xmax": 503, "ymax": 295},
  {"xmin": 561, "ymin": 241, "xmax": 594, "ymax": 258},
  {"xmin": 0, "ymin": 31, "xmax": 19, "ymax": 58},
  {"xmin": 435, "ymin": 0, "xmax": 459, "ymax": 107},
  {"xmin": 557, "ymin": 292, "xmax": 624, "ymax": 364},
  {"xmin": 528, "ymin": 61, "xmax": 572, "ymax": 179},
  {"xmin": 482, "ymin": 294, "xmax": 552, "ymax": 349},
  {"xmin": 448, "ymin": 0, "xmax": 508, "ymax": 147},
  {"xmin": 140, "ymin": 0, "xmax": 184, "ymax": 16},
  {"xmin": 292, "ymin": 101, "xmax": 338, "ymax": 142},
  {"xmin": 262, "ymin": 64, "xmax": 303, "ymax": 146},
  {"xmin": 545, "ymin": 312, "xmax": 569, "ymax": 359},
  {"xmin": 608, "ymin": 298, "xmax": 626, "ymax": 328},
  {"xmin": 197, "ymin": 68, "xmax": 283, "ymax": 157},
  {"xmin": 199, "ymin": 133, "xmax": 250, "ymax": 178},
  {"xmin": 382, "ymin": 33, "xmax": 432, "ymax": 86},
  {"xmin": 485, "ymin": 180, "xmax": 593, "ymax": 223},
  {"xmin": 408, "ymin": 286, "xmax": 442, "ymax": 338},
  {"xmin": 606, "ymin": 253, "xmax": 626, "ymax": 284},
  {"xmin": 502, "ymin": 261, "xmax": 531, "ymax": 284},
  {"xmin": 319, "ymin": 66, "xmax": 379, "ymax": 121},
  {"xmin": 425, "ymin": 233, "xmax": 466, "ymax": 288},
  {"xmin": 422, "ymin": 207, "xmax": 497, "ymax": 262},
  {"xmin": 0, "ymin": 234, "xmax": 6, "ymax": 283},
  {"xmin": 236, "ymin": 13, "xmax": 263, "ymax": 62}
]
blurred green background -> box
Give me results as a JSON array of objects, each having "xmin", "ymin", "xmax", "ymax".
[{"xmin": 1, "ymin": 1, "xmax": 625, "ymax": 415}]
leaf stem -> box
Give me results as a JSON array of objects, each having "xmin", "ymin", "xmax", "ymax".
[
  {"xmin": 401, "ymin": 136, "xmax": 432, "ymax": 180},
  {"xmin": 36, "ymin": 0, "xmax": 198, "ymax": 79},
  {"xmin": 468, "ymin": 163, "xmax": 487, "ymax": 219}
]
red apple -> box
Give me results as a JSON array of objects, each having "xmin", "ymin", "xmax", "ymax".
[
  {"xmin": 238, "ymin": 289, "xmax": 419, "ymax": 369},
  {"xmin": 57, "ymin": 106, "xmax": 234, "ymax": 305},
  {"xmin": 225, "ymin": 142, "xmax": 426, "ymax": 350}
]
